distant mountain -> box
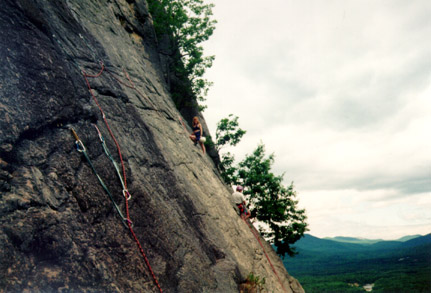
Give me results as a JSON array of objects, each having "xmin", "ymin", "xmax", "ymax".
[
  {"xmin": 401, "ymin": 233, "xmax": 431, "ymax": 247},
  {"xmin": 284, "ymin": 233, "xmax": 431, "ymax": 292},
  {"xmin": 366, "ymin": 234, "xmax": 431, "ymax": 251},
  {"xmin": 397, "ymin": 234, "xmax": 422, "ymax": 242},
  {"xmin": 294, "ymin": 233, "xmax": 430, "ymax": 253},
  {"xmin": 324, "ymin": 236, "xmax": 383, "ymax": 245},
  {"xmin": 293, "ymin": 234, "xmax": 368, "ymax": 253},
  {"xmin": 324, "ymin": 234, "xmax": 423, "ymax": 245}
]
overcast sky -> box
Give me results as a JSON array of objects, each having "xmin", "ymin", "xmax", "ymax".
[{"xmin": 202, "ymin": 0, "xmax": 431, "ymax": 240}]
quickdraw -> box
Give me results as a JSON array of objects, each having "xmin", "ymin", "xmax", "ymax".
[
  {"xmin": 70, "ymin": 127, "xmax": 129, "ymax": 227},
  {"xmin": 70, "ymin": 125, "xmax": 161, "ymax": 292},
  {"xmin": 54, "ymin": 29, "xmax": 163, "ymax": 291},
  {"xmin": 76, "ymin": 62, "xmax": 163, "ymax": 292},
  {"xmin": 93, "ymin": 124, "xmax": 131, "ymax": 201}
]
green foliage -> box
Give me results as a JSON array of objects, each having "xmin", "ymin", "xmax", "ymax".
[
  {"xmin": 215, "ymin": 114, "xmax": 246, "ymax": 151},
  {"xmin": 237, "ymin": 144, "xmax": 308, "ymax": 257},
  {"xmin": 298, "ymin": 276, "xmax": 366, "ymax": 292},
  {"xmin": 246, "ymin": 272, "xmax": 266, "ymax": 292},
  {"xmin": 215, "ymin": 115, "xmax": 308, "ymax": 257},
  {"xmin": 147, "ymin": 0, "xmax": 216, "ymax": 109},
  {"xmin": 219, "ymin": 152, "xmax": 238, "ymax": 185},
  {"xmin": 295, "ymin": 269, "xmax": 431, "ymax": 293},
  {"xmin": 284, "ymin": 238, "xmax": 431, "ymax": 293},
  {"xmin": 373, "ymin": 271, "xmax": 431, "ymax": 292},
  {"xmin": 215, "ymin": 114, "xmax": 245, "ymax": 184}
]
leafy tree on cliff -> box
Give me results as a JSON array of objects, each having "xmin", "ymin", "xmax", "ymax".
[
  {"xmin": 215, "ymin": 114, "xmax": 247, "ymax": 151},
  {"xmin": 147, "ymin": 0, "xmax": 216, "ymax": 109},
  {"xmin": 215, "ymin": 114, "xmax": 246, "ymax": 184},
  {"xmin": 215, "ymin": 115, "xmax": 308, "ymax": 257},
  {"xmin": 237, "ymin": 144, "xmax": 308, "ymax": 257}
]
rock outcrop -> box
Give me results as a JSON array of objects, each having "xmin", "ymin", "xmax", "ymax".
[{"xmin": 0, "ymin": 0, "xmax": 304, "ymax": 292}]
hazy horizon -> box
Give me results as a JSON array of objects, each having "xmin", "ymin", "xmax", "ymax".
[{"xmin": 305, "ymin": 232, "xmax": 428, "ymax": 241}]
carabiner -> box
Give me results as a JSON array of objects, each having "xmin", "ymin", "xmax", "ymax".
[
  {"xmin": 75, "ymin": 140, "xmax": 86, "ymax": 153},
  {"xmin": 93, "ymin": 124, "xmax": 104, "ymax": 142},
  {"xmin": 123, "ymin": 189, "xmax": 131, "ymax": 201},
  {"xmin": 124, "ymin": 218, "xmax": 133, "ymax": 227}
]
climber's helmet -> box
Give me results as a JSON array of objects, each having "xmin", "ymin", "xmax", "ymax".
[{"xmin": 236, "ymin": 185, "xmax": 243, "ymax": 192}]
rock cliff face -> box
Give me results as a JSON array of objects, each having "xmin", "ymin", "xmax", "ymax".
[{"xmin": 0, "ymin": 0, "xmax": 304, "ymax": 292}]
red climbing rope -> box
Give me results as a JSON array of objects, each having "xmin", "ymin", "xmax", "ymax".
[
  {"xmin": 82, "ymin": 63, "xmax": 162, "ymax": 293},
  {"xmin": 82, "ymin": 62, "xmax": 105, "ymax": 78},
  {"xmin": 104, "ymin": 65, "xmax": 159, "ymax": 111},
  {"xmin": 105, "ymin": 67, "xmax": 136, "ymax": 89},
  {"xmin": 178, "ymin": 116, "xmax": 190, "ymax": 135},
  {"xmin": 82, "ymin": 63, "xmax": 128, "ymax": 190},
  {"xmin": 123, "ymin": 68, "xmax": 136, "ymax": 88},
  {"xmin": 125, "ymin": 199, "xmax": 162, "ymax": 292},
  {"xmin": 242, "ymin": 218, "xmax": 288, "ymax": 293}
]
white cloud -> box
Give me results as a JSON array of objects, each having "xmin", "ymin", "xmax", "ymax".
[
  {"xmin": 298, "ymin": 189, "xmax": 431, "ymax": 239},
  {"xmin": 203, "ymin": 0, "xmax": 431, "ymax": 239}
]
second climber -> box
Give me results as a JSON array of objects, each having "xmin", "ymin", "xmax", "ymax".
[{"xmin": 231, "ymin": 185, "xmax": 251, "ymax": 220}]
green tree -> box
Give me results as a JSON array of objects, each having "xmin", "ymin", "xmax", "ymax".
[
  {"xmin": 238, "ymin": 144, "xmax": 308, "ymax": 257},
  {"xmin": 215, "ymin": 114, "xmax": 246, "ymax": 184},
  {"xmin": 219, "ymin": 152, "xmax": 237, "ymax": 185},
  {"xmin": 215, "ymin": 114, "xmax": 246, "ymax": 151},
  {"xmin": 147, "ymin": 0, "xmax": 216, "ymax": 109},
  {"xmin": 215, "ymin": 115, "xmax": 308, "ymax": 257}
]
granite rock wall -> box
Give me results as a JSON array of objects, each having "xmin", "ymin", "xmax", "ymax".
[{"xmin": 0, "ymin": 0, "xmax": 304, "ymax": 292}]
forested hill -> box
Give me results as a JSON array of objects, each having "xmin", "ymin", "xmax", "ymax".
[
  {"xmin": 0, "ymin": 0, "xmax": 303, "ymax": 292},
  {"xmin": 284, "ymin": 234, "xmax": 431, "ymax": 292},
  {"xmin": 294, "ymin": 233, "xmax": 431, "ymax": 253}
]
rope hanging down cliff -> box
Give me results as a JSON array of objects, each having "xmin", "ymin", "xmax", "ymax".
[
  {"xmin": 80, "ymin": 64, "xmax": 163, "ymax": 293},
  {"xmin": 70, "ymin": 126, "xmax": 162, "ymax": 293},
  {"xmin": 243, "ymin": 218, "xmax": 288, "ymax": 293}
]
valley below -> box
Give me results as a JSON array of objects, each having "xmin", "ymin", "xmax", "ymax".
[{"xmin": 283, "ymin": 234, "xmax": 431, "ymax": 292}]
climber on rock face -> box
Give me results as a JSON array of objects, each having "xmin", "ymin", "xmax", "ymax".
[
  {"xmin": 232, "ymin": 185, "xmax": 250, "ymax": 220},
  {"xmin": 189, "ymin": 116, "xmax": 206, "ymax": 154}
]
